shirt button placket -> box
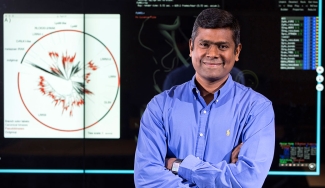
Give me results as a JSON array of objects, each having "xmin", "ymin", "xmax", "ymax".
[{"xmin": 197, "ymin": 109, "xmax": 208, "ymax": 160}]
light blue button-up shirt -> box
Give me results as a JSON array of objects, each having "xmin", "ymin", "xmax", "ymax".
[{"xmin": 134, "ymin": 74, "xmax": 275, "ymax": 188}]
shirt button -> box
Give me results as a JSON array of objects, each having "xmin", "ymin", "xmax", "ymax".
[
  {"xmin": 197, "ymin": 157, "xmax": 200, "ymax": 159},
  {"xmin": 199, "ymin": 133, "xmax": 203, "ymax": 137},
  {"xmin": 216, "ymin": 99, "xmax": 218, "ymax": 103},
  {"xmin": 203, "ymin": 110, "xmax": 206, "ymax": 114}
]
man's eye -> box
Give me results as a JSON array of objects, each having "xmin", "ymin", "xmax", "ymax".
[
  {"xmin": 200, "ymin": 43, "xmax": 209, "ymax": 48},
  {"xmin": 219, "ymin": 45, "xmax": 228, "ymax": 50}
]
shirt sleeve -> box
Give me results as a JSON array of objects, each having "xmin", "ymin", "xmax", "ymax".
[
  {"xmin": 134, "ymin": 95, "xmax": 195, "ymax": 188},
  {"xmin": 178, "ymin": 101, "xmax": 275, "ymax": 188}
]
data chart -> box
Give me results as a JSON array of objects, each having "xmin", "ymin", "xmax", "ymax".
[{"xmin": 4, "ymin": 14, "xmax": 120, "ymax": 138}]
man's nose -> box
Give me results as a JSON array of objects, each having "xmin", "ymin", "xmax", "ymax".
[{"xmin": 206, "ymin": 45, "xmax": 220, "ymax": 58}]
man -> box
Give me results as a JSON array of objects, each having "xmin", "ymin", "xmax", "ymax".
[{"xmin": 134, "ymin": 8, "xmax": 275, "ymax": 187}]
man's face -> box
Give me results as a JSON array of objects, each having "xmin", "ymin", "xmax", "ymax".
[{"xmin": 189, "ymin": 27, "xmax": 242, "ymax": 83}]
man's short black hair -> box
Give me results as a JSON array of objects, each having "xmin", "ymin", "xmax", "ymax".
[{"xmin": 191, "ymin": 8, "xmax": 241, "ymax": 50}]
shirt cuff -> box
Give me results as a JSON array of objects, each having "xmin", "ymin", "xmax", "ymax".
[{"xmin": 178, "ymin": 154, "xmax": 202, "ymax": 183}]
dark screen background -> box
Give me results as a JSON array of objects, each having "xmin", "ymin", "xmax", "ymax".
[{"xmin": 0, "ymin": 0, "xmax": 324, "ymax": 187}]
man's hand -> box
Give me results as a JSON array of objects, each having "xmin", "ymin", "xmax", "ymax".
[
  {"xmin": 231, "ymin": 143, "xmax": 243, "ymax": 163},
  {"xmin": 165, "ymin": 158, "xmax": 177, "ymax": 170}
]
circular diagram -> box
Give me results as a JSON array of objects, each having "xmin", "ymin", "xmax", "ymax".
[{"xmin": 18, "ymin": 30, "xmax": 120, "ymax": 131}]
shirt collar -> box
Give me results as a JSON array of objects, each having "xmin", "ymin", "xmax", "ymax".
[{"xmin": 190, "ymin": 74, "xmax": 235, "ymax": 99}]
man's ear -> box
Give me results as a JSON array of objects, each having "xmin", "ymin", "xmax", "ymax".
[
  {"xmin": 235, "ymin": 43, "xmax": 242, "ymax": 62},
  {"xmin": 189, "ymin": 39, "xmax": 193, "ymax": 57}
]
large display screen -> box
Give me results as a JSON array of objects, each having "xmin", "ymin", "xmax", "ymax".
[
  {"xmin": 4, "ymin": 14, "xmax": 120, "ymax": 138},
  {"xmin": 132, "ymin": 0, "xmax": 323, "ymax": 175},
  {"xmin": 0, "ymin": 0, "xmax": 323, "ymax": 186}
]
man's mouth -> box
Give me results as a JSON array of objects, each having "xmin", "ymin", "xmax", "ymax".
[{"xmin": 202, "ymin": 60, "xmax": 224, "ymax": 67}]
